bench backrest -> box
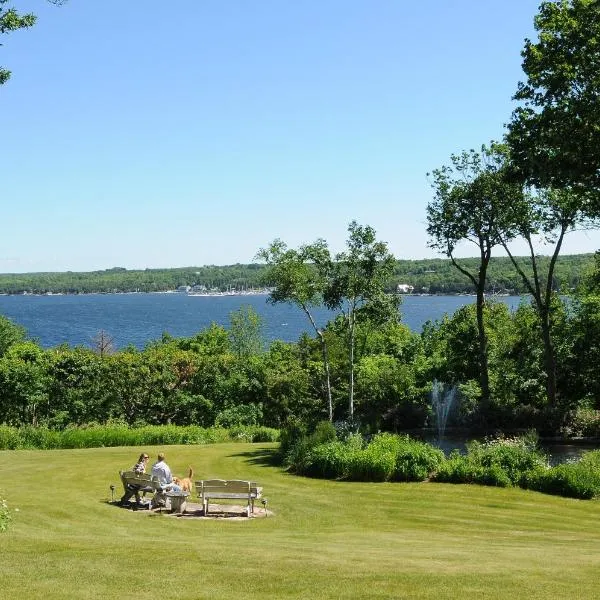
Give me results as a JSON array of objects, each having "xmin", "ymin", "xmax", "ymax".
[
  {"xmin": 120, "ymin": 470, "xmax": 159, "ymax": 489},
  {"xmin": 195, "ymin": 479, "xmax": 259, "ymax": 496}
]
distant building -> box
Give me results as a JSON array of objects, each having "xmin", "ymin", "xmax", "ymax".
[
  {"xmin": 397, "ymin": 283, "xmax": 414, "ymax": 294},
  {"xmin": 176, "ymin": 285, "xmax": 191, "ymax": 293}
]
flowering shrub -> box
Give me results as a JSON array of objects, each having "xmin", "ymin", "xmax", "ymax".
[
  {"xmin": 0, "ymin": 494, "xmax": 12, "ymax": 533},
  {"xmin": 431, "ymin": 434, "xmax": 547, "ymax": 487}
]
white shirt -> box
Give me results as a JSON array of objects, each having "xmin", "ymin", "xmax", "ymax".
[{"xmin": 151, "ymin": 460, "xmax": 173, "ymax": 486}]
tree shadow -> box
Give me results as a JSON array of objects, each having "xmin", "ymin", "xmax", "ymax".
[{"xmin": 228, "ymin": 447, "xmax": 280, "ymax": 468}]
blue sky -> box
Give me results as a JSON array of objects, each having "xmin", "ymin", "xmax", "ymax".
[{"xmin": 2, "ymin": 1, "xmax": 597, "ymax": 273}]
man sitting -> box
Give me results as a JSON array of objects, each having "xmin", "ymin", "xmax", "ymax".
[{"xmin": 150, "ymin": 452, "xmax": 181, "ymax": 507}]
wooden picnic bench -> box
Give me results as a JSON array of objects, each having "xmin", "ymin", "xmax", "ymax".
[
  {"xmin": 195, "ymin": 479, "xmax": 263, "ymax": 517},
  {"xmin": 119, "ymin": 470, "xmax": 161, "ymax": 507},
  {"xmin": 119, "ymin": 471, "xmax": 189, "ymax": 513}
]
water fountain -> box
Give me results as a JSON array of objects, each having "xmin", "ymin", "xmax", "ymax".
[{"xmin": 431, "ymin": 380, "xmax": 457, "ymax": 440}]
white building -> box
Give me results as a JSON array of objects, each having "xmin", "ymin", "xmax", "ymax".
[{"xmin": 397, "ymin": 283, "xmax": 414, "ymax": 294}]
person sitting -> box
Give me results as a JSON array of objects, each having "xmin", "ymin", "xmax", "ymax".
[
  {"xmin": 133, "ymin": 452, "xmax": 149, "ymax": 474},
  {"xmin": 150, "ymin": 452, "xmax": 181, "ymax": 507}
]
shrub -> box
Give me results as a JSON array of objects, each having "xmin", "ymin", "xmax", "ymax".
[
  {"xmin": 278, "ymin": 417, "xmax": 308, "ymax": 468},
  {"xmin": 347, "ymin": 434, "xmax": 400, "ymax": 481},
  {"xmin": 431, "ymin": 435, "xmax": 547, "ymax": 488},
  {"xmin": 524, "ymin": 461, "xmax": 600, "ymax": 499},
  {"xmin": 565, "ymin": 408, "xmax": 600, "ymax": 438},
  {"xmin": 278, "ymin": 419, "xmax": 337, "ymax": 472},
  {"xmin": 393, "ymin": 437, "xmax": 445, "ymax": 482},
  {"xmin": 305, "ymin": 440, "xmax": 356, "ymax": 479},
  {"xmin": 306, "ymin": 433, "xmax": 444, "ymax": 482},
  {"xmin": 464, "ymin": 435, "xmax": 547, "ymax": 486},
  {"xmin": 432, "ymin": 453, "xmax": 485, "ymax": 484}
]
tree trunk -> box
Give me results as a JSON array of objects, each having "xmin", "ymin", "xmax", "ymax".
[
  {"xmin": 475, "ymin": 285, "xmax": 491, "ymax": 420},
  {"xmin": 348, "ymin": 308, "xmax": 356, "ymax": 419},
  {"xmin": 317, "ymin": 329, "xmax": 333, "ymax": 421},
  {"xmin": 303, "ymin": 306, "xmax": 334, "ymax": 421},
  {"xmin": 540, "ymin": 306, "xmax": 558, "ymax": 410},
  {"xmin": 476, "ymin": 257, "xmax": 491, "ymax": 422}
]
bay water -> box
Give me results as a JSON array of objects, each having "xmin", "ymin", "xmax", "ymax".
[{"xmin": 0, "ymin": 293, "xmax": 524, "ymax": 350}]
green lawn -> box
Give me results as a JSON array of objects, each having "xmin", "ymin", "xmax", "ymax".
[{"xmin": 2, "ymin": 443, "xmax": 600, "ymax": 599}]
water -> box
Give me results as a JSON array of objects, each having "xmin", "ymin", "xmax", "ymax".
[
  {"xmin": 0, "ymin": 293, "xmax": 525, "ymax": 350},
  {"xmin": 427, "ymin": 435, "xmax": 599, "ymax": 466},
  {"xmin": 430, "ymin": 380, "xmax": 458, "ymax": 440}
]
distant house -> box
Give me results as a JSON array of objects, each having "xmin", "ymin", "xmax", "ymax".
[
  {"xmin": 176, "ymin": 285, "xmax": 191, "ymax": 293},
  {"xmin": 397, "ymin": 283, "xmax": 414, "ymax": 294}
]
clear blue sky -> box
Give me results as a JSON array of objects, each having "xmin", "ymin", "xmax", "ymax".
[{"xmin": 2, "ymin": 1, "xmax": 597, "ymax": 273}]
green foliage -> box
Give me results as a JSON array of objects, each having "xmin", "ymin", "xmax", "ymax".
[
  {"xmin": 302, "ymin": 433, "xmax": 444, "ymax": 482},
  {"xmin": 431, "ymin": 435, "xmax": 547, "ymax": 488},
  {"xmin": 0, "ymin": 424, "xmax": 278, "ymax": 450},
  {"xmin": 228, "ymin": 305, "xmax": 264, "ymax": 358},
  {"xmin": 507, "ymin": 0, "xmax": 600, "ymax": 197},
  {"xmin": 277, "ymin": 416, "xmax": 308, "ymax": 468},
  {"xmin": 215, "ymin": 403, "xmax": 263, "ymax": 428},
  {"xmin": 0, "ymin": 0, "xmax": 36, "ymax": 85},
  {"xmin": 523, "ymin": 460, "xmax": 600, "ymax": 500},
  {"xmin": 278, "ymin": 419, "xmax": 337, "ymax": 472},
  {"xmin": 0, "ymin": 254, "xmax": 593, "ymax": 295},
  {"xmin": 0, "ymin": 315, "xmax": 26, "ymax": 357},
  {"xmin": 392, "ymin": 436, "xmax": 445, "ymax": 482}
]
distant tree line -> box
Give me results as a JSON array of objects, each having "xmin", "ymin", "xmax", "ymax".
[{"xmin": 0, "ymin": 254, "xmax": 593, "ymax": 295}]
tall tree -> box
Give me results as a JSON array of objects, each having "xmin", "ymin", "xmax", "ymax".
[
  {"xmin": 427, "ymin": 145, "xmax": 522, "ymax": 420},
  {"xmin": 495, "ymin": 186, "xmax": 599, "ymax": 423},
  {"xmin": 507, "ymin": 0, "xmax": 600, "ymax": 207},
  {"xmin": 325, "ymin": 221, "xmax": 396, "ymax": 419},
  {"xmin": 257, "ymin": 239, "xmax": 335, "ymax": 421}
]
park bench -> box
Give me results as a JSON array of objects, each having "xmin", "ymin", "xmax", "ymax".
[
  {"xmin": 119, "ymin": 471, "xmax": 189, "ymax": 513},
  {"xmin": 195, "ymin": 479, "xmax": 263, "ymax": 517},
  {"xmin": 119, "ymin": 470, "xmax": 161, "ymax": 507}
]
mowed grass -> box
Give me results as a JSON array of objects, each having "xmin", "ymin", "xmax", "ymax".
[{"xmin": 2, "ymin": 443, "xmax": 600, "ymax": 600}]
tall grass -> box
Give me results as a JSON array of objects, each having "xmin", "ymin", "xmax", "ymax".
[{"xmin": 0, "ymin": 424, "xmax": 279, "ymax": 450}]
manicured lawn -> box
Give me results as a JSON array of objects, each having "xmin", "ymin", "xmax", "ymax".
[{"xmin": 2, "ymin": 442, "xmax": 600, "ymax": 599}]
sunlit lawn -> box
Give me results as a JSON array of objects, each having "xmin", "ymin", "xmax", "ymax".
[{"xmin": 2, "ymin": 442, "xmax": 600, "ymax": 599}]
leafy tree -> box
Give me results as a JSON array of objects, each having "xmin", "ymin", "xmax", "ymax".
[
  {"xmin": 0, "ymin": 341, "xmax": 49, "ymax": 425},
  {"xmin": 496, "ymin": 186, "xmax": 599, "ymax": 422},
  {"xmin": 324, "ymin": 221, "xmax": 396, "ymax": 419},
  {"xmin": 257, "ymin": 239, "xmax": 335, "ymax": 420},
  {"xmin": 507, "ymin": 0, "xmax": 600, "ymax": 205},
  {"xmin": 427, "ymin": 145, "xmax": 522, "ymax": 418},
  {"xmin": 228, "ymin": 305, "xmax": 264, "ymax": 359},
  {"xmin": 0, "ymin": 314, "xmax": 26, "ymax": 357}
]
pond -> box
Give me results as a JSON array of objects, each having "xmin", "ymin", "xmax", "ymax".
[{"xmin": 422, "ymin": 435, "xmax": 600, "ymax": 466}]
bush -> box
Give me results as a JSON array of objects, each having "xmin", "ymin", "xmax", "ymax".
[
  {"xmin": 305, "ymin": 433, "xmax": 443, "ymax": 482},
  {"xmin": 278, "ymin": 417, "xmax": 308, "ymax": 468},
  {"xmin": 347, "ymin": 434, "xmax": 399, "ymax": 481},
  {"xmin": 393, "ymin": 437, "xmax": 445, "ymax": 482},
  {"xmin": 564, "ymin": 408, "xmax": 600, "ymax": 438},
  {"xmin": 278, "ymin": 419, "xmax": 337, "ymax": 472},
  {"xmin": 431, "ymin": 435, "xmax": 547, "ymax": 488},
  {"xmin": 305, "ymin": 440, "xmax": 357, "ymax": 479},
  {"xmin": 524, "ymin": 461, "xmax": 600, "ymax": 499}
]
